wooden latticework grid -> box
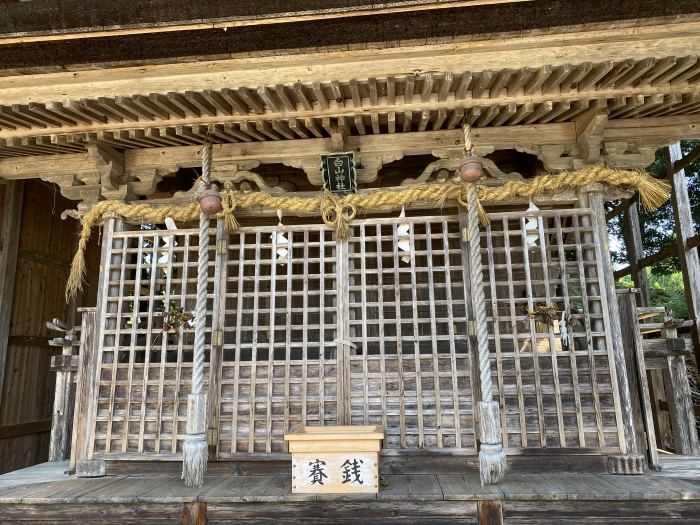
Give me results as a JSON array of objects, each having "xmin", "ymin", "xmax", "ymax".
[
  {"xmin": 346, "ymin": 217, "xmax": 477, "ymax": 450},
  {"xmin": 482, "ymin": 209, "xmax": 624, "ymax": 450},
  {"xmin": 92, "ymin": 226, "xmax": 215, "ymax": 456},
  {"xmin": 85, "ymin": 206, "xmax": 625, "ymax": 460},
  {"xmin": 218, "ymin": 225, "xmax": 339, "ymax": 455}
]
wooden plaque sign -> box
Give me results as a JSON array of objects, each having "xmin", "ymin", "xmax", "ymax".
[
  {"xmin": 285, "ymin": 425, "xmax": 384, "ymax": 494},
  {"xmin": 292, "ymin": 452, "xmax": 377, "ymax": 494},
  {"xmin": 321, "ymin": 152, "xmax": 357, "ymax": 195}
]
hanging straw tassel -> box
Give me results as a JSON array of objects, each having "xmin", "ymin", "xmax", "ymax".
[
  {"xmin": 182, "ymin": 391, "xmax": 208, "ymax": 487},
  {"xmin": 320, "ymin": 190, "xmax": 356, "ymax": 239},
  {"xmin": 222, "ymin": 191, "xmax": 240, "ymax": 232}
]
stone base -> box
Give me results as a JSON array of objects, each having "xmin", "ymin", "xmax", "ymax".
[
  {"xmin": 76, "ymin": 459, "xmax": 106, "ymax": 477},
  {"xmin": 607, "ymin": 454, "xmax": 646, "ymax": 474}
]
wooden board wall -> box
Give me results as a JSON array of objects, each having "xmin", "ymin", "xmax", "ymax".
[{"xmin": 0, "ymin": 180, "xmax": 97, "ymax": 474}]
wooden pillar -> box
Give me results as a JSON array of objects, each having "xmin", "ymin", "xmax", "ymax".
[
  {"xmin": 617, "ymin": 289, "xmax": 658, "ymax": 468},
  {"xmin": 183, "ymin": 502, "xmax": 206, "ymax": 525},
  {"xmin": 0, "ymin": 181, "xmax": 24, "ymax": 412},
  {"xmin": 622, "ymin": 197, "xmax": 651, "ymax": 307},
  {"xmin": 335, "ymin": 235, "xmax": 351, "ymax": 425},
  {"xmin": 665, "ymin": 143, "xmax": 700, "ymax": 377},
  {"xmin": 477, "ymin": 500, "xmax": 504, "ymax": 525},
  {"xmin": 70, "ymin": 308, "xmax": 96, "ymax": 471},
  {"xmin": 75, "ymin": 215, "xmax": 121, "ymax": 477},
  {"xmin": 664, "ymin": 353, "xmax": 700, "ymax": 456},
  {"xmin": 48, "ymin": 329, "xmax": 77, "ymax": 462},
  {"xmin": 585, "ymin": 189, "xmax": 645, "ymax": 473},
  {"xmin": 206, "ymin": 219, "xmax": 228, "ymax": 460}
]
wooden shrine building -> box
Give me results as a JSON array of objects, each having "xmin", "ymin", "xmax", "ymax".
[{"xmin": 1, "ymin": 1, "xmax": 700, "ymax": 523}]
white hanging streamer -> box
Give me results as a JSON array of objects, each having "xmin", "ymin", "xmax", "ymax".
[
  {"xmin": 525, "ymin": 199, "xmax": 540, "ymax": 247},
  {"xmin": 396, "ymin": 206, "xmax": 411, "ymax": 264},
  {"xmin": 271, "ymin": 209, "xmax": 289, "ymax": 262}
]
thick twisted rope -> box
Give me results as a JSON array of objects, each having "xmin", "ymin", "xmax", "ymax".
[
  {"xmin": 192, "ymin": 150, "xmax": 211, "ymax": 394},
  {"xmin": 65, "ymin": 167, "xmax": 669, "ymax": 301},
  {"xmin": 467, "ymin": 184, "xmax": 493, "ymax": 402},
  {"xmin": 182, "ymin": 142, "xmax": 212, "ymax": 487}
]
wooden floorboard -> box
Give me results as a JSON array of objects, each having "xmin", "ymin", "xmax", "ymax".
[{"xmin": 3, "ymin": 469, "xmax": 700, "ymax": 504}]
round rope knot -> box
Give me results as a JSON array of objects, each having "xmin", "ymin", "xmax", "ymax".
[{"xmin": 321, "ymin": 191, "xmax": 356, "ymax": 238}]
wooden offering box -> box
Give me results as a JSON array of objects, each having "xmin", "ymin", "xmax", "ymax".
[{"xmin": 285, "ymin": 426, "xmax": 384, "ymax": 494}]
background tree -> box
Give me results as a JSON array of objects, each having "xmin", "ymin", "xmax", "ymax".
[{"xmin": 609, "ymin": 139, "xmax": 700, "ymax": 275}]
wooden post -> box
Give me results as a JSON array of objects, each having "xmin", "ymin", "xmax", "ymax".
[
  {"xmin": 665, "ymin": 143, "xmax": 700, "ymax": 378},
  {"xmin": 48, "ymin": 323, "xmax": 77, "ymax": 462},
  {"xmin": 477, "ymin": 500, "xmax": 504, "ymax": 525},
  {"xmin": 622, "ymin": 197, "xmax": 650, "ymax": 307},
  {"xmin": 206, "ymin": 219, "xmax": 228, "ymax": 460},
  {"xmin": 335, "ymin": 235, "xmax": 351, "ymax": 425},
  {"xmin": 617, "ymin": 289, "xmax": 658, "ymax": 469},
  {"xmin": 586, "ymin": 189, "xmax": 645, "ymax": 473},
  {"xmin": 76, "ymin": 216, "xmax": 120, "ymax": 477},
  {"xmin": 664, "ymin": 353, "xmax": 700, "ymax": 456},
  {"xmin": 0, "ymin": 180, "xmax": 24, "ymax": 413},
  {"xmin": 182, "ymin": 502, "xmax": 206, "ymax": 525},
  {"xmin": 70, "ymin": 308, "xmax": 97, "ymax": 472}
]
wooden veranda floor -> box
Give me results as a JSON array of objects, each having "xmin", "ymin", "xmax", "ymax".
[{"xmin": 2, "ymin": 462, "xmax": 700, "ymax": 524}]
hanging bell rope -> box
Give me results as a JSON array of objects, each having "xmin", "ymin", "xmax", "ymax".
[
  {"xmin": 64, "ymin": 166, "xmax": 670, "ymax": 301},
  {"xmin": 181, "ymin": 143, "xmax": 212, "ymax": 488}
]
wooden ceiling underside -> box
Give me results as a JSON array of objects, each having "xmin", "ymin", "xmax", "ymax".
[{"xmin": 0, "ymin": 56, "xmax": 698, "ymax": 159}]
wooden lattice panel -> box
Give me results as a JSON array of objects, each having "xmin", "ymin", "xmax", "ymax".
[
  {"xmin": 217, "ymin": 225, "xmax": 339, "ymax": 455},
  {"xmin": 346, "ymin": 217, "xmax": 477, "ymax": 450},
  {"xmin": 482, "ymin": 209, "xmax": 623, "ymax": 450},
  {"xmin": 91, "ymin": 226, "xmax": 215, "ymax": 456}
]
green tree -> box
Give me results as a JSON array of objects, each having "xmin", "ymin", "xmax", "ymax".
[
  {"xmin": 608, "ymin": 139, "xmax": 700, "ymax": 275},
  {"xmin": 619, "ymin": 271, "xmax": 688, "ymax": 318}
]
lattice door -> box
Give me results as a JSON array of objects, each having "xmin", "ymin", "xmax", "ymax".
[
  {"xmin": 91, "ymin": 225, "xmax": 215, "ymax": 457},
  {"xmin": 346, "ymin": 216, "xmax": 478, "ymax": 450},
  {"xmin": 481, "ymin": 209, "xmax": 624, "ymax": 451},
  {"xmin": 217, "ymin": 225, "xmax": 340, "ymax": 455}
]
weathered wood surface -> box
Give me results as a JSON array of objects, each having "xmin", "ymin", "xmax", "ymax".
[
  {"xmin": 622, "ymin": 198, "xmax": 650, "ymax": 306},
  {"xmin": 666, "ymin": 143, "xmax": 700, "ymax": 376},
  {"xmin": 86, "ymin": 210, "xmax": 625, "ymax": 460},
  {"xmin": 0, "ymin": 181, "xmax": 85, "ymax": 474},
  {"xmin": 617, "ymin": 290, "xmax": 658, "ymax": 467},
  {"xmin": 3, "ymin": 468, "xmax": 700, "ymax": 504},
  {"xmin": 3, "ymin": 461, "xmax": 700, "ymax": 523},
  {"xmin": 0, "ymin": 180, "xmax": 23, "ymax": 411}
]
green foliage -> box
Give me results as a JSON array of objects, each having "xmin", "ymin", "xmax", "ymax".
[
  {"xmin": 618, "ymin": 270, "xmax": 688, "ymax": 318},
  {"xmin": 607, "ymin": 140, "xmax": 700, "ymax": 276}
]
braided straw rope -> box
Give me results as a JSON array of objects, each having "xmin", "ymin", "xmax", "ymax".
[
  {"xmin": 467, "ymin": 185, "xmax": 493, "ymax": 402},
  {"xmin": 182, "ymin": 143, "xmax": 212, "ymax": 487},
  {"xmin": 192, "ymin": 144, "xmax": 212, "ymax": 395},
  {"xmin": 65, "ymin": 166, "xmax": 669, "ymax": 301}
]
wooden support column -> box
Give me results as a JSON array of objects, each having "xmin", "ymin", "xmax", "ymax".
[
  {"xmin": 585, "ymin": 189, "xmax": 645, "ymax": 473},
  {"xmin": 207, "ymin": 219, "xmax": 228, "ymax": 460},
  {"xmin": 48, "ymin": 325, "xmax": 77, "ymax": 462},
  {"xmin": 183, "ymin": 502, "xmax": 206, "ymax": 525},
  {"xmin": 335, "ymin": 235, "xmax": 351, "ymax": 425},
  {"xmin": 617, "ymin": 289, "xmax": 658, "ymax": 468},
  {"xmin": 477, "ymin": 500, "xmax": 504, "ymax": 525},
  {"xmin": 70, "ymin": 308, "xmax": 96, "ymax": 472},
  {"xmin": 0, "ymin": 180, "xmax": 23, "ymax": 412},
  {"xmin": 664, "ymin": 353, "xmax": 700, "ymax": 455},
  {"xmin": 622, "ymin": 197, "xmax": 651, "ymax": 306},
  {"xmin": 665, "ymin": 143, "xmax": 700, "ymax": 376},
  {"xmin": 75, "ymin": 216, "xmax": 121, "ymax": 477}
]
